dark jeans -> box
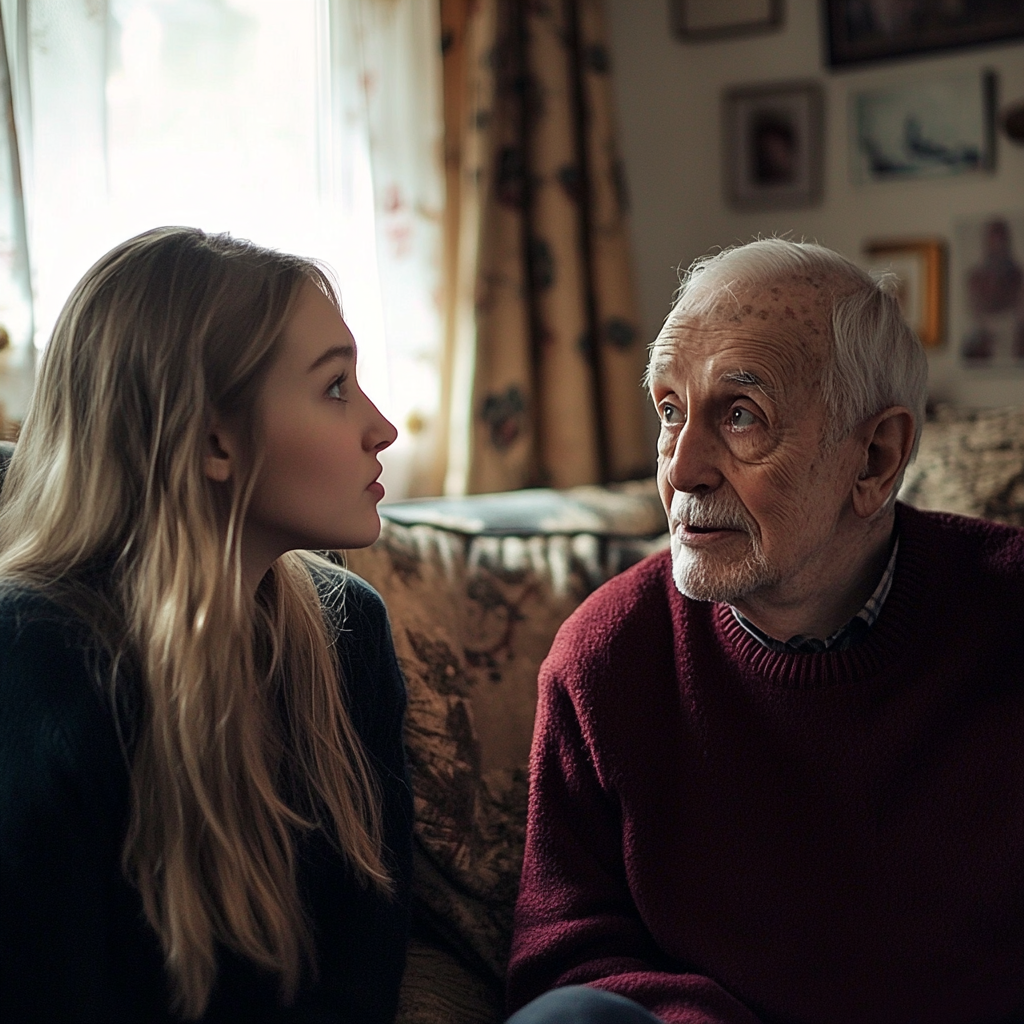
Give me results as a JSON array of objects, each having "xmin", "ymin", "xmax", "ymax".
[{"xmin": 507, "ymin": 986, "xmax": 663, "ymax": 1023}]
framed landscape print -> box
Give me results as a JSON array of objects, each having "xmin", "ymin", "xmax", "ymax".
[
  {"xmin": 864, "ymin": 238, "xmax": 946, "ymax": 347},
  {"xmin": 825, "ymin": 0, "xmax": 1024, "ymax": 68},
  {"xmin": 851, "ymin": 72, "xmax": 996, "ymax": 183},
  {"xmin": 724, "ymin": 80, "xmax": 824, "ymax": 210}
]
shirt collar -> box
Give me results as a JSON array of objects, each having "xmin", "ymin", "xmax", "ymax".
[{"xmin": 730, "ymin": 537, "xmax": 900, "ymax": 655}]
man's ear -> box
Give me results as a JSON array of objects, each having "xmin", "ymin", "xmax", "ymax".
[
  {"xmin": 204, "ymin": 414, "xmax": 238, "ymax": 484},
  {"xmin": 851, "ymin": 406, "xmax": 915, "ymax": 519}
]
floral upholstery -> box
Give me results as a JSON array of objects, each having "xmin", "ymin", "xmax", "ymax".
[{"xmin": 899, "ymin": 405, "xmax": 1024, "ymax": 526}]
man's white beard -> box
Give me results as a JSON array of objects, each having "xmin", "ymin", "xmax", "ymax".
[{"xmin": 669, "ymin": 493, "xmax": 781, "ymax": 603}]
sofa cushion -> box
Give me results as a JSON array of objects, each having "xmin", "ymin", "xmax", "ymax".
[{"xmin": 900, "ymin": 405, "xmax": 1024, "ymax": 526}]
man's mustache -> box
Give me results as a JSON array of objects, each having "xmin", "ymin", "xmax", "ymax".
[{"xmin": 670, "ymin": 494, "xmax": 753, "ymax": 533}]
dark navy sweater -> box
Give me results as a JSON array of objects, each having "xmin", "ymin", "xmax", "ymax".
[{"xmin": 0, "ymin": 569, "xmax": 412, "ymax": 1023}]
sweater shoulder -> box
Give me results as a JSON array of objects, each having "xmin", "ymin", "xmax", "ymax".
[
  {"xmin": 307, "ymin": 559, "xmax": 406, "ymax": 745},
  {"xmin": 0, "ymin": 584, "xmax": 125, "ymax": 824},
  {"xmin": 543, "ymin": 549, "xmax": 675, "ymax": 683},
  {"xmin": 897, "ymin": 503, "xmax": 1024, "ymax": 590},
  {"xmin": 0, "ymin": 585, "xmax": 109, "ymax": 738}
]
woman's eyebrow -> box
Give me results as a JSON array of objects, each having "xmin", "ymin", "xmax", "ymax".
[{"xmin": 307, "ymin": 344, "xmax": 354, "ymax": 373}]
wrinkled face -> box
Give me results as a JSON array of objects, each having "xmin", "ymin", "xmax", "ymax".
[
  {"xmin": 649, "ymin": 275, "xmax": 863, "ymax": 608},
  {"xmin": 244, "ymin": 283, "xmax": 397, "ymax": 556}
]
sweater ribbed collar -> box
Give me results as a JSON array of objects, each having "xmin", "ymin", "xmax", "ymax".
[{"xmin": 729, "ymin": 538, "xmax": 899, "ymax": 654}]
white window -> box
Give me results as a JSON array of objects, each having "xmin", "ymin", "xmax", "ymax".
[{"xmin": 0, "ymin": 0, "xmax": 444, "ymax": 497}]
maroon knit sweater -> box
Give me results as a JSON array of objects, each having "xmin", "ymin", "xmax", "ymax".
[{"xmin": 508, "ymin": 505, "xmax": 1024, "ymax": 1024}]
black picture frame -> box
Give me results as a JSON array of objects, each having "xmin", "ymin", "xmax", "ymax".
[{"xmin": 824, "ymin": 0, "xmax": 1024, "ymax": 68}]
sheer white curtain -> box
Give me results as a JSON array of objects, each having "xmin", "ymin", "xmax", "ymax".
[{"xmin": 0, "ymin": 0, "xmax": 445, "ymax": 498}]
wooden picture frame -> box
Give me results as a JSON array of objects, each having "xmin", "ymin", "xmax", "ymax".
[
  {"xmin": 724, "ymin": 80, "xmax": 824, "ymax": 211},
  {"xmin": 825, "ymin": 0, "xmax": 1024, "ymax": 68},
  {"xmin": 671, "ymin": 0, "xmax": 783, "ymax": 41},
  {"xmin": 864, "ymin": 238, "xmax": 946, "ymax": 348}
]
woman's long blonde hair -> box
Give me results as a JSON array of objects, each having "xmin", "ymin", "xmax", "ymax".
[{"xmin": 0, "ymin": 227, "xmax": 389, "ymax": 1018}]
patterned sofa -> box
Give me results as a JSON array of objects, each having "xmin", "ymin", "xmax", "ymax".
[{"xmin": 345, "ymin": 405, "xmax": 1024, "ymax": 1024}]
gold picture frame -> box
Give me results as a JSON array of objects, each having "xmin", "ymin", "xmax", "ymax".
[{"xmin": 864, "ymin": 239, "xmax": 947, "ymax": 348}]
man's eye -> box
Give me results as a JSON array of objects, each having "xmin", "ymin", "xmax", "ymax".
[
  {"xmin": 730, "ymin": 407, "xmax": 757, "ymax": 428},
  {"xmin": 660, "ymin": 401, "xmax": 683, "ymax": 424}
]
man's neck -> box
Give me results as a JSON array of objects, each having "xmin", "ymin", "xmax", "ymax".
[{"xmin": 731, "ymin": 513, "xmax": 897, "ymax": 643}]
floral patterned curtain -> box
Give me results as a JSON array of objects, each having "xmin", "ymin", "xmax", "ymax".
[{"xmin": 441, "ymin": 0, "xmax": 651, "ymax": 495}]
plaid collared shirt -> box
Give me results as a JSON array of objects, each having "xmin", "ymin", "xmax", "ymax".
[{"xmin": 730, "ymin": 539, "xmax": 900, "ymax": 654}]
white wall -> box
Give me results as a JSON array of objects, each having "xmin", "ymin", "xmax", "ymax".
[{"xmin": 605, "ymin": 0, "xmax": 1024, "ymax": 408}]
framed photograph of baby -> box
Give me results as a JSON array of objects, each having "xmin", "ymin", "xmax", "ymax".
[
  {"xmin": 953, "ymin": 213, "xmax": 1024, "ymax": 370},
  {"xmin": 723, "ymin": 81, "xmax": 824, "ymax": 211}
]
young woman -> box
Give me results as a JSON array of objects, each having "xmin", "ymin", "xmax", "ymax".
[{"xmin": 0, "ymin": 227, "xmax": 411, "ymax": 1022}]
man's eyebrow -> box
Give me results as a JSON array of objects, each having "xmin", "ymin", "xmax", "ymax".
[
  {"xmin": 721, "ymin": 369, "xmax": 774, "ymax": 396},
  {"xmin": 644, "ymin": 348, "xmax": 678, "ymax": 387},
  {"xmin": 308, "ymin": 344, "xmax": 354, "ymax": 373}
]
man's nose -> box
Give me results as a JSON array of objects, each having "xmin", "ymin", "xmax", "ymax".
[{"xmin": 661, "ymin": 416, "xmax": 724, "ymax": 496}]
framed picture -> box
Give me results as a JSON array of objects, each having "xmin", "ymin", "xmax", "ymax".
[
  {"xmin": 825, "ymin": 0, "xmax": 1024, "ymax": 68},
  {"xmin": 671, "ymin": 0, "xmax": 783, "ymax": 41},
  {"xmin": 952, "ymin": 213, "xmax": 1024, "ymax": 369},
  {"xmin": 864, "ymin": 238, "xmax": 946, "ymax": 348},
  {"xmin": 851, "ymin": 71, "xmax": 996, "ymax": 183},
  {"xmin": 724, "ymin": 81, "xmax": 824, "ymax": 211}
]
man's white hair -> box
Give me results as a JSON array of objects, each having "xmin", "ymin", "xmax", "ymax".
[{"xmin": 659, "ymin": 238, "xmax": 929, "ymax": 461}]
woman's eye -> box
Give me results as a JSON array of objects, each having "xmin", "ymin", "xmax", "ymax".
[
  {"xmin": 730, "ymin": 407, "xmax": 757, "ymax": 429},
  {"xmin": 327, "ymin": 374, "xmax": 348, "ymax": 401}
]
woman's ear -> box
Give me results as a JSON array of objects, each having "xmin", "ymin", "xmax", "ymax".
[
  {"xmin": 204, "ymin": 414, "xmax": 238, "ymax": 483},
  {"xmin": 851, "ymin": 406, "xmax": 916, "ymax": 519}
]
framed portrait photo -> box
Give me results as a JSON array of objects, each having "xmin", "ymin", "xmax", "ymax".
[
  {"xmin": 864, "ymin": 238, "xmax": 946, "ymax": 348},
  {"xmin": 724, "ymin": 80, "xmax": 824, "ymax": 211},
  {"xmin": 825, "ymin": 0, "xmax": 1024, "ymax": 68}
]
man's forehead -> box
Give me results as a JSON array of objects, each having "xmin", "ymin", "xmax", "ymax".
[
  {"xmin": 647, "ymin": 335, "xmax": 785, "ymax": 391},
  {"xmin": 700, "ymin": 272, "xmax": 833, "ymax": 325},
  {"xmin": 649, "ymin": 274, "xmax": 833, "ymax": 385}
]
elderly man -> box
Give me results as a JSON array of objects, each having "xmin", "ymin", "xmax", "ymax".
[{"xmin": 505, "ymin": 239, "xmax": 1024, "ymax": 1024}]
